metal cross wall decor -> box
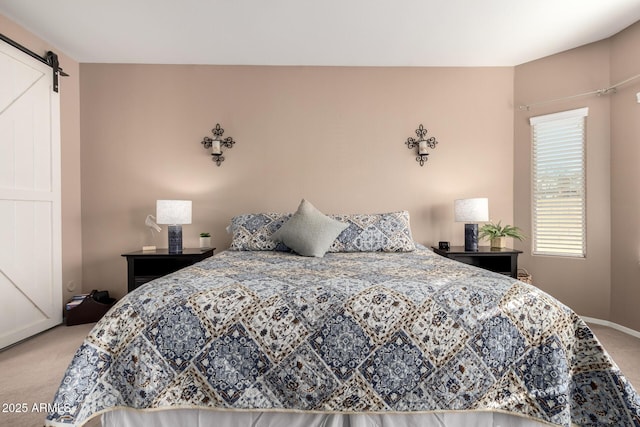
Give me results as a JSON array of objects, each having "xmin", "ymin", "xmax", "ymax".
[
  {"xmin": 201, "ymin": 123, "xmax": 236, "ymax": 166},
  {"xmin": 405, "ymin": 124, "xmax": 438, "ymax": 166}
]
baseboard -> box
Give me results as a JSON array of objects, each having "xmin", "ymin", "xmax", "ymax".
[{"xmin": 581, "ymin": 316, "xmax": 640, "ymax": 340}]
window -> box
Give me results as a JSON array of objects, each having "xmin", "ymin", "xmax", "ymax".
[{"xmin": 530, "ymin": 107, "xmax": 587, "ymax": 257}]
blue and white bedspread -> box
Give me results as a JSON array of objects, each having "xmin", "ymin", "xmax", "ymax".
[{"xmin": 46, "ymin": 247, "xmax": 640, "ymax": 426}]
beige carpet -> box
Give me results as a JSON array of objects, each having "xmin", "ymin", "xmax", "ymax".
[
  {"xmin": 1, "ymin": 322, "xmax": 639, "ymax": 427},
  {"xmin": 588, "ymin": 323, "xmax": 640, "ymax": 389},
  {"xmin": 0, "ymin": 323, "xmax": 99, "ymax": 427}
]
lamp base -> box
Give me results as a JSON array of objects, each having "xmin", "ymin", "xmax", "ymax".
[
  {"xmin": 464, "ymin": 223, "xmax": 479, "ymax": 252},
  {"xmin": 168, "ymin": 225, "xmax": 183, "ymax": 254}
]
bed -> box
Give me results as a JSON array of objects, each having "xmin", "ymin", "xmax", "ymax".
[{"xmin": 45, "ymin": 203, "xmax": 640, "ymax": 427}]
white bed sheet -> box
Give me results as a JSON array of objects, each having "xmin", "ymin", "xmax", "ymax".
[{"xmin": 102, "ymin": 409, "xmax": 551, "ymax": 427}]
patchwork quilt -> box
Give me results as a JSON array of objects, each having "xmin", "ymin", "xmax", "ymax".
[{"xmin": 46, "ymin": 247, "xmax": 640, "ymax": 426}]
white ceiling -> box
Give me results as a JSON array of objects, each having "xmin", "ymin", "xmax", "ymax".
[{"xmin": 1, "ymin": 0, "xmax": 640, "ymax": 67}]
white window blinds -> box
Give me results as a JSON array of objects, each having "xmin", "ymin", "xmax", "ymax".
[{"xmin": 530, "ymin": 107, "xmax": 588, "ymax": 257}]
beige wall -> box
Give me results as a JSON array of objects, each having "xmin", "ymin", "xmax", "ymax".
[
  {"xmin": 1, "ymin": 14, "xmax": 83, "ymax": 304},
  {"xmin": 514, "ymin": 40, "xmax": 612, "ymax": 320},
  {"xmin": 79, "ymin": 65, "xmax": 515, "ymax": 298},
  {"xmin": 514, "ymin": 20, "xmax": 640, "ymax": 331},
  {"xmin": 610, "ymin": 22, "xmax": 640, "ymax": 331}
]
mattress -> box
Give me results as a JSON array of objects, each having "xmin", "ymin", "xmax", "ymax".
[{"xmin": 102, "ymin": 408, "xmax": 551, "ymax": 427}]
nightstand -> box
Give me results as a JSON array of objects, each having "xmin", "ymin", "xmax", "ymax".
[
  {"xmin": 432, "ymin": 246, "xmax": 522, "ymax": 278},
  {"xmin": 121, "ymin": 248, "xmax": 215, "ymax": 292}
]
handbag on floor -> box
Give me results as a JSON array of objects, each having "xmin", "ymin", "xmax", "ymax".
[{"xmin": 65, "ymin": 290, "xmax": 116, "ymax": 326}]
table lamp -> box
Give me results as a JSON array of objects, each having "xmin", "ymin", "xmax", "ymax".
[
  {"xmin": 454, "ymin": 198, "xmax": 489, "ymax": 251},
  {"xmin": 156, "ymin": 200, "xmax": 192, "ymax": 254}
]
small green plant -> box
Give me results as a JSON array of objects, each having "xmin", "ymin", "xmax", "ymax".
[
  {"xmin": 199, "ymin": 232, "xmax": 211, "ymax": 238},
  {"xmin": 479, "ymin": 221, "xmax": 525, "ymax": 241}
]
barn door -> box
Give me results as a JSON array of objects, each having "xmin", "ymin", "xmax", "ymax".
[{"xmin": 0, "ymin": 39, "xmax": 62, "ymax": 348}]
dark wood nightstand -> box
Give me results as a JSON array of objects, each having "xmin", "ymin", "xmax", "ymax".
[
  {"xmin": 121, "ymin": 248, "xmax": 215, "ymax": 292},
  {"xmin": 432, "ymin": 246, "xmax": 522, "ymax": 278}
]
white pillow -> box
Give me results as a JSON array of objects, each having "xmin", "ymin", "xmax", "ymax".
[{"xmin": 271, "ymin": 199, "xmax": 348, "ymax": 257}]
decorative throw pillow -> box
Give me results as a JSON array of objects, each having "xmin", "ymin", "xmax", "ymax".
[
  {"xmin": 328, "ymin": 211, "xmax": 416, "ymax": 252},
  {"xmin": 271, "ymin": 199, "xmax": 348, "ymax": 257},
  {"xmin": 227, "ymin": 212, "xmax": 291, "ymax": 251}
]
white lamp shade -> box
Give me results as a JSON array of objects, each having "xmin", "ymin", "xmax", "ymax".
[
  {"xmin": 454, "ymin": 198, "xmax": 489, "ymax": 222},
  {"xmin": 156, "ymin": 200, "xmax": 192, "ymax": 225}
]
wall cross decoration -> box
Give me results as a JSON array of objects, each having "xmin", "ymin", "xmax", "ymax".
[
  {"xmin": 201, "ymin": 123, "xmax": 236, "ymax": 166},
  {"xmin": 405, "ymin": 124, "xmax": 438, "ymax": 166}
]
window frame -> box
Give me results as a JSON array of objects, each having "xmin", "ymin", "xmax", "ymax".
[{"xmin": 529, "ymin": 107, "xmax": 588, "ymax": 258}]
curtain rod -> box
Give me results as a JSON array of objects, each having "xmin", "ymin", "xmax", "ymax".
[
  {"xmin": 0, "ymin": 33, "xmax": 69, "ymax": 93},
  {"xmin": 518, "ymin": 73, "xmax": 640, "ymax": 111}
]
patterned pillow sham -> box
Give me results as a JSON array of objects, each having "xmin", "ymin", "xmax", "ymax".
[
  {"xmin": 328, "ymin": 211, "xmax": 416, "ymax": 252},
  {"xmin": 228, "ymin": 210, "xmax": 416, "ymax": 253},
  {"xmin": 227, "ymin": 212, "xmax": 291, "ymax": 251}
]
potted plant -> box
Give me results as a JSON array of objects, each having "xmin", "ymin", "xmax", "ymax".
[
  {"xmin": 199, "ymin": 232, "xmax": 211, "ymax": 249},
  {"xmin": 479, "ymin": 221, "xmax": 525, "ymax": 249}
]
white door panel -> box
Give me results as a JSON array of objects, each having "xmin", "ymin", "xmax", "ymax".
[
  {"xmin": 0, "ymin": 48, "xmax": 45, "ymax": 112},
  {"xmin": 0, "ymin": 40, "xmax": 62, "ymax": 348},
  {"xmin": 0, "ymin": 77, "xmax": 52, "ymax": 191},
  {"xmin": 2, "ymin": 201, "xmax": 54, "ymax": 310}
]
